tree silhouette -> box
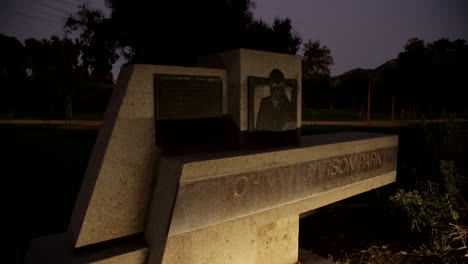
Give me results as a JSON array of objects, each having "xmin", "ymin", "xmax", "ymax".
[
  {"xmin": 301, "ymin": 39, "xmax": 334, "ymax": 108},
  {"xmin": 65, "ymin": 1, "xmax": 302, "ymax": 69},
  {"xmin": 396, "ymin": 37, "xmax": 468, "ymax": 114},
  {"xmin": 245, "ymin": 18, "xmax": 301, "ymax": 55},
  {"xmin": 426, "ymin": 38, "xmax": 468, "ymax": 112},
  {"xmin": 396, "ymin": 38, "xmax": 428, "ymax": 113},
  {"xmin": 25, "ymin": 36, "xmax": 80, "ymax": 119},
  {"xmin": 0, "ymin": 34, "xmax": 26, "ymax": 119},
  {"xmin": 65, "ymin": 5, "xmax": 117, "ymax": 82},
  {"xmin": 328, "ymin": 37, "xmax": 468, "ymax": 115},
  {"xmin": 302, "ymin": 39, "xmax": 334, "ymax": 79}
]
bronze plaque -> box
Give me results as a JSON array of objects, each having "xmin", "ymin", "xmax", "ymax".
[{"xmin": 154, "ymin": 74, "xmax": 222, "ymax": 120}]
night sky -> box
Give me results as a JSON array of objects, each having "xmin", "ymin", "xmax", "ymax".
[{"xmin": 1, "ymin": 0, "xmax": 467, "ymax": 76}]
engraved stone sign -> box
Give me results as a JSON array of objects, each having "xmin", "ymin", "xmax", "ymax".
[
  {"xmin": 154, "ymin": 74, "xmax": 222, "ymax": 120},
  {"xmin": 167, "ymin": 143, "xmax": 398, "ymax": 236},
  {"xmin": 248, "ymin": 69, "xmax": 297, "ymax": 132}
]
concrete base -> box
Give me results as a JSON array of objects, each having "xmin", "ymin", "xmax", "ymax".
[
  {"xmin": 69, "ymin": 64, "xmax": 227, "ymax": 248},
  {"xmin": 25, "ymin": 171, "xmax": 394, "ymax": 264},
  {"xmin": 158, "ymin": 172, "xmax": 395, "ymax": 264},
  {"xmin": 162, "ymin": 215, "xmax": 298, "ymax": 264}
]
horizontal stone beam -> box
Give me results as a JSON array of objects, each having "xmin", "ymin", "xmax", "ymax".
[{"xmin": 146, "ymin": 132, "xmax": 398, "ymax": 238}]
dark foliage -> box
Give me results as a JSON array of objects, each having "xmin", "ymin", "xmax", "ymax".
[
  {"xmin": 301, "ymin": 40, "xmax": 334, "ymax": 109},
  {"xmin": 66, "ymin": 0, "xmax": 301, "ymax": 68},
  {"xmin": 325, "ymin": 38, "xmax": 468, "ymax": 115},
  {"xmin": 0, "ymin": 34, "xmax": 27, "ymax": 118}
]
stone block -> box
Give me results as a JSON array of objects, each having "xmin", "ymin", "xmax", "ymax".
[
  {"xmin": 69, "ymin": 64, "xmax": 227, "ymax": 248},
  {"xmin": 145, "ymin": 132, "xmax": 398, "ymax": 264}
]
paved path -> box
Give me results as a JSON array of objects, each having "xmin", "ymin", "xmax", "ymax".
[
  {"xmin": 0, "ymin": 119, "xmax": 102, "ymax": 129},
  {"xmin": 302, "ymin": 119, "xmax": 468, "ymax": 127},
  {"xmin": 2, "ymin": 119, "xmax": 467, "ymax": 129}
]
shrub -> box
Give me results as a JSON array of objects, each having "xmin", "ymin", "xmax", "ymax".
[{"xmin": 389, "ymin": 160, "xmax": 467, "ymax": 258}]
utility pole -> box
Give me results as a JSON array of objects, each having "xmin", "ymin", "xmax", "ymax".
[{"xmin": 367, "ymin": 81, "xmax": 372, "ymax": 121}]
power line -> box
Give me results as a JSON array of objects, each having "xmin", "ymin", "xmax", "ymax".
[
  {"xmin": 9, "ymin": 0, "xmax": 74, "ymax": 18},
  {"xmin": 2, "ymin": 2, "xmax": 73, "ymax": 41},
  {"xmin": 36, "ymin": 0, "xmax": 72, "ymax": 15},
  {"xmin": 53, "ymin": 0, "xmax": 79, "ymax": 8},
  {"xmin": 5, "ymin": 1, "xmax": 69, "ymax": 21},
  {"xmin": 10, "ymin": 10, "xmax": 58, "ymax": 26},
  {"xmin": 38, "ymin": 10, "xmax": 64, "ymax": 20},
  {"xmin": 15, "ymin": 6, "xmax": 65, "ymax": 20},
  {"xmin": 16, "ymin": 0, "xmax": 74, "ymax": 15}
]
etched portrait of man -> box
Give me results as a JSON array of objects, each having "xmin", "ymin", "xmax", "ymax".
[{"xmin": 249, "ymin": 69, "xmax": 297, "ymax": 132}]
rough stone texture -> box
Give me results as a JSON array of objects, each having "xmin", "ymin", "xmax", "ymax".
[
  {"xmin": 177, "ymin": 132, "xmax": 396, "ymax": 181},
  {"xmin": 158, "ymin": 172, "xmax": 395, "ymax": 264},
  {"xmin": 200, "ymin": 49, "xmax": 302, "ymax": 131},
  {"xmin": 69, "ymin": 64, "xmax": 227, "ymax": 248},
  {"xmin": 170, "ymin": 148, "xmax": 396, "ymax": 236},
  {"xmin": 158, "ymin": 171, "xmax": 395, "ymax": 264},
  {"xmin": 160, "ymin": 133, "xmax": 397, "ymax": 236},
  {"xmin": 144, "ymin": 132, "xmax": 397, "ymax": 264},
  {"xmin": 161, "ymin": 215, "xmax": 298, "ymax": 264}
]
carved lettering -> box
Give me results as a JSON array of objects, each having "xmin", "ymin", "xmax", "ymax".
[
  {"xmin": 339, "ymin": 158, "xmax": 347, "ymax": 174},
  {"xmin": 220, "ymin": 148, "xmax": 391, "ymax": 201},
  {"xmin": 358, "ymin": 154, "xmax": 364, "ymax": 169},
  {"xmin": 348, "ymin": 155, "xmax": 356, "ymax": 171},
  {"xmin": 364, "ymin": 153, "xmax": 370, "ymax": 168},
  {"xmin": 233, "ymin": 176, "xmax": 249, "ymax": 197}
]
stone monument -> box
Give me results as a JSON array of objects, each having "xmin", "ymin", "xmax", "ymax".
[{"xmin": 26, "ymin": 49, "xmax": 398, "ymax": 264}]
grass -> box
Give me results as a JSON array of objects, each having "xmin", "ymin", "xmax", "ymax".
[
  {"xmin": 302, "ymin": 109, "xmax": 425, "ymax": 121},
  {"xmin": 302, "ymin": 109, "xmax": 468, "ymax": 121},
  {"xmin": 301, "ymin": 124, "xmax": 400, "ymax": 135},
  {"xmin": 3, "ymin": 111, "xmax": 105, "ymax": 121}
]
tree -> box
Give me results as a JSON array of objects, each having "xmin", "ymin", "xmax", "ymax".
[
  {"xmin": 426, "ymin": 38, "xmax": 468, "ymax": 112},
  {"xmin": 396, "ymin": 38, "xmax": 429, "ymax": 112},
  {"xmin": 302, "ymin": 39, "xmax": 334, "ymax": 80},
  {"xmin": 103, "ymin": 0, "xmax": 256, "ymax": 64},
  {"xmin": 0, "ymin": 34, "xmax": 26, "ymax": 118},
  {"xmin": 301, "ymin": 40, "xmax": 334, "ymax": 108},
  {"xmin": 65, "ymin": 5, "xmax": 117, "ymax": 82},
  {"xmin": 245, "ymin": 18, "xmax": 301, "ymax": 55},
  {"xmin": 25, "ymin": 36, "xmax": 80, "ymax": 119},
  {"xmin": 65, "ymin": 1, "xmax": 302, "ymax": 69},
  {"xmin": 396, "ymin": 37, "xmax": 468, "ymax": 114}
]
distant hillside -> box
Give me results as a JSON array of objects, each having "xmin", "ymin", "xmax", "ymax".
[{"xmin": 331, "ymin": 59, "xmax": 397, "ymax": 87}]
